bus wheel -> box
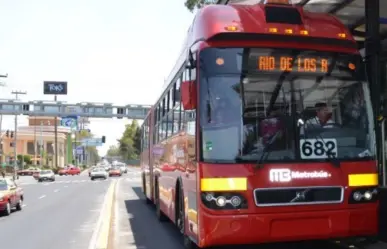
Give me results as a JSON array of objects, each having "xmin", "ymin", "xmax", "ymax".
[
  {"xmin": 155, "ymin": 181, "xmax": 168, "ymax": 222},
  {"xmin": 178, "ymin": 188, "xmax": 198, "ymax": 249}
]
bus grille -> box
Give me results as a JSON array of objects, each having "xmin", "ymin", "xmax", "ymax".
[{"xmin": 253, "ymin": 186, "xmax": 343, "ymax": 207}]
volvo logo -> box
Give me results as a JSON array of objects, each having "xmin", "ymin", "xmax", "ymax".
[{"xmin": 290, "ymin": 189, "xmax": 310, "ymax": 203}]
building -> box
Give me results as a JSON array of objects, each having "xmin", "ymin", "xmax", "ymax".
[{"xmin": 0, "ymin": 116, "xmax": 72, "ymax": 168}]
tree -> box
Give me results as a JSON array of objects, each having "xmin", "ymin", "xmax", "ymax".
[
  {"xmin": 184, "ymin": 0, "xmax": 213, "ymax": 12},
  {"xmin": 118, "ymin": 120, "xmax": 141, "ymax": 160},
  {"xmin": 107, "ymin": 145, "xmax": 120, "ymax": 157}
]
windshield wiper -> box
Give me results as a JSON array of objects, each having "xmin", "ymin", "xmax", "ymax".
[{"xmin": 255, "ymin": 130, "xmax": 282, "ymax": 169}]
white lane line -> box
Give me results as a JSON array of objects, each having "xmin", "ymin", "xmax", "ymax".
[
  {"xmin": 22, "ymin": 204, "xmax": 27, "ymax": 207},
  {"xmin": 39, "ymin": 195, "xmax": 46, "ymax": 199},
  {"xmin": 54, "ymin": 189, "xmax": 59, "ymax": 193}
]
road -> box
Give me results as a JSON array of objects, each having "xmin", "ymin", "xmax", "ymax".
[{"xmin": 0, "ymin": 172, "xmax": 138, "ymax": 249}]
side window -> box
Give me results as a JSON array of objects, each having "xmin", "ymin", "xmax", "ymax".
[{"xmin": 175, "ymin": 78, "xmax": 182, "ymax": 132}]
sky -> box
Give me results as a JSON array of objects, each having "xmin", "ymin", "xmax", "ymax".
[{"xmin": 0, "ymin": 0, "xmax": 194, "ymax": 156}]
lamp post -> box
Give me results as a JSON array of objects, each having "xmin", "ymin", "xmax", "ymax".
[{"xmin": 11, "ymin": 90, "xmax": 26, "ymax": 179}]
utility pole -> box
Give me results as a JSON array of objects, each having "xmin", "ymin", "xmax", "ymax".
[
  {"xmin": 0, "ymin": 73, "xmax": 8, "ymax": 165},
  {"xmin": 11, "ymin": 90, "xmax": 26, "ymax": 179},
  {"xmin": 54, "ymin": 95, "xmax": 58, "ymax": 168}
]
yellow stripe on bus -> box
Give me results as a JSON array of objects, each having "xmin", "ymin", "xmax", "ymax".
[
  {"xmin": 348, "ymin": 173, "xmax": 378, "ymax": 187},
  {"xmin": 200, "ymin": 178, "xmax": 247, "ymax": 191}
]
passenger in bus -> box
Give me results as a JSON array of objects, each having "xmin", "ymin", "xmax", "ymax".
[
  {"xmin": 260, "ymin": 107, "xmax": 285, "ymax": 146},
  {"xmin": 305, "ymin": 102, "xmax": 334, "ymax": 129}
]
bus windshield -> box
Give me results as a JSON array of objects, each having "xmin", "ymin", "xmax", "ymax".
[{"xmin": 198, "ymin": 47, "xmax": 375, "ymax": 163}]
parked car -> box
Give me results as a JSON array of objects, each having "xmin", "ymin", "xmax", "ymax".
[
  {"xmin": 0, "ymin": 178, "xmax": 24, "ymax": 216},
  {"xmin": 90, "ymin": 167, "xmax": 108, "ymax": 181},
  {"xmin": 38, "ymin": 170, "xmax": 55, "ymax": 182}
]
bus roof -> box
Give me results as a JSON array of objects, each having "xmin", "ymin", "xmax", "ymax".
[{"xmin": 162, "ymin": 3, "xmax": 356, "ymax": 94}]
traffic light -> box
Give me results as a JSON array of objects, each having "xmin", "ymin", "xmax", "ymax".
[
  {"xmin": 5, "ymin": 130, "xmax": 9, "ymax": 137},
  {"xmin": 102, "ymin": 136, "xmax": 106, "ymax": 143},
  {"xmin": 10, "ymin": 131, "xmax": 14, "ymax": 138}
]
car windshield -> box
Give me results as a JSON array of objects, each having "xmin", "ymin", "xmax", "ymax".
[
  {"xmin": 0, "ymin": 180, "xmax": 7, "ymax": 191},
  {"xmin": 93, "ymin": 168, "xmax": 105, "ymax": 172},
  {"xmin": 41, "ymin": 170, "xmax": 52, "ymax": 174},
  {"xmin": 199, "ymin": 47, "xmax": 375, "ymax": 163}
]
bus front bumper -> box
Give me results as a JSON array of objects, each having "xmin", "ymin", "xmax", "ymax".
[{"xmin": 199, "ymin": 207, "xmax": 378, "ymax": 247}]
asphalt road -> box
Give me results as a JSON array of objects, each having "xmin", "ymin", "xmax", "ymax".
[
  {"xmin": 112, "ymin": 169, "xmax": 386, "ymax": 249},
  {"xmin": 0, "ymin": 174, "xmax": 114, "ymax": 249}
]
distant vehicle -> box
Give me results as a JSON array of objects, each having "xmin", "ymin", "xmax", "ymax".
[
  {"xmin": 109, "ymin": 167, "xmax": 122, "ymax": 177},
  {"xmin": 0, "ymin": 178, "xmax": 24, "ymax": 216},
  {"xmin": 32, "ymin": 171, "xmax": 40, "ymax": 180},
  {"xmin": 18, "ymin": 167, "xmax": 40, "ymax": 176},
  {"xmin": 38, "ymin": 170, "xmax": 55, "ymax": 182},
  {"xmin": 90, "ymin": 167, "xmax": 108, "ymax": 181},
  {"xmin": 119, "ymin": 164, "xmax": 127, "ymax": 174},
  {"xmin": 88, "ymin": 166, "xmax": 96, "ymax": 177},
  {"xmin": 58, "ymin": 166, "xmax": 81, "ymax": 176}
]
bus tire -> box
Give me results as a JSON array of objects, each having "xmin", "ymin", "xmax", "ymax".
[
  {"xmin": 155, "ymin": 180, "xmax": 168, "ymax": 222},
  {"xmin": 177, "ymin": 186, "xmax": 198, "ymax": 249},
  {"xmin": 142, "ymin": 174, "xmax": 151, "ymax": 205}
]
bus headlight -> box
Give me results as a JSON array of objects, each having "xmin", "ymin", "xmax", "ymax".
[
  {"xmin": 230, "ymin": 196, "xmax": 242, "ymax": 207},
  {"xmin": 353, "ymin": 191, "xmax": 362, "ymax": 201},
  {"xmin": 216, "ymin": 196, "xmax": 227, "ymax": 207},
  {"xmin": 364, "ymin": 191, "xmax": 372, "ymax": 200},
  {"xmin": 349, "ymin": 187, "xmax": 378, "ymax": 204},
  {"xmin": 201, "ymin": 192, "xmax": 248, "ymax": 210}
]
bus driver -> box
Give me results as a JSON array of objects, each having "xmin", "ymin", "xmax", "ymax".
[{"xmin": 305, "ymin": 102, "xmax": 334, "ymax": 129}]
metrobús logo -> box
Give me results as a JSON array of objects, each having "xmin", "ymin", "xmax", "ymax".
[{"xmin": 269, "ymin": 169, "xmax": 331, "ymax": 182}]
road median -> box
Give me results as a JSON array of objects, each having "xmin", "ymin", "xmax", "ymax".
[{"xmin": 89, "ymin": 179, "xmax": 118, "ymax": 249}]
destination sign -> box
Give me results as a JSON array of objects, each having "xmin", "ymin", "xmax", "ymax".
[{"xmin": 257, "ymin": 56, "xmax": 330, "ymax": 73}]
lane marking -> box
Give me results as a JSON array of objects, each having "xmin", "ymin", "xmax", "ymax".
[
  {"xmin": 54, "ymin": 189, "xmax": 59, "ymax": 193},
  {"xmin": 89, "ymin": 179, "xmax": 119, "ymax": 249},
  {"xmin": 39, "ymin": 195, "xmax": 46, "ymax": 199}
]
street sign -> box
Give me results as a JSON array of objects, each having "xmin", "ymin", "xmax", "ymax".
[
  {"xmin": 75, "ymin": 146, "xmax": 83, "ymax": 155},
  {"xmin": 81, "ymin": 137, "xmax": 102, "ymax": 147},
  {"xmin": 61, "ymin": 116, "xmax": 78, "ymax": 129},
  {"xmin": 82, "ymin": 141, "xmax": 102, "ymax": 147},
  {"xmin": 44, "ymin": 81, "xmax": 68, "ymax": 95}
]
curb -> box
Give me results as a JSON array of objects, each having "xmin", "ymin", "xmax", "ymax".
[{"xmin": 89, "ymin": 179, "xmax": 118, "ymax": 249}]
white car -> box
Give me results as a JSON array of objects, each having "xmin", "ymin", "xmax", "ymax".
[
  {"xmin": 90, "ymin": 167, "xmax": 108, "ymax": 180},
  {"xmin": 38, "ymin": 170, "xmax": 55, "ymax": 182},
  {"xmin": 119, "ymin": 165, "xmax": 127, "ymax": 173}
]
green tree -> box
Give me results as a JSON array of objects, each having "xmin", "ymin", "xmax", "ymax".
[
  {"xmin": 184, "ymin": 0, "xmax": 212, "ymax": 12},
  {"xmin": 107, "ymin": 145, "xmax": 120, "ymax": 157},
  {"xmin": 118, "ymin": 120, "xmax": 141, "ymax": 160}
]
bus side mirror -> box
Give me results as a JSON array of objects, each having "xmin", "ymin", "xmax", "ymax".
[{"xmin": 181, "ymin": 80, "xmax": 197, "ymax": 110}]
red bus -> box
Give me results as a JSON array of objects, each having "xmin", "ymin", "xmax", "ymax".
[{"xmin": 140, "ymin": 1, "xmax": 378, "ymax": 248}]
